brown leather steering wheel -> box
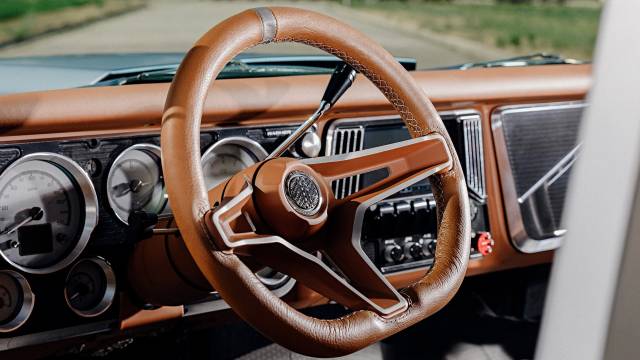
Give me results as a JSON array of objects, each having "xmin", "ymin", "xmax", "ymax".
[{"xmin": 161, "ymin": 7, "xmax": 470, "ymax": 357}]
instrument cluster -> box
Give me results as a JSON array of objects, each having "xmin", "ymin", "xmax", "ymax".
[{"xmin": 0, "ymin": 124, "xmax": 300, "ymax": 338}]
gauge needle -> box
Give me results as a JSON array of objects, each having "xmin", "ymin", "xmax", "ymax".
[
  {"xmin": 68, "ymin": 292, "xmax": 80, "ymax": 302},
  {"xmin": 0, "ymin": 207, "xmax": 43, "ymax": 236},
  {"xmin": 113, "ymin": 179, "xmax": 149, "ymax": 197}
]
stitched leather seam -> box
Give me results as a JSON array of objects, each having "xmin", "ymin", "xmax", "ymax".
[{"xmin": 275, "ymin": 36, "xmax": 424, "ymax": 135}]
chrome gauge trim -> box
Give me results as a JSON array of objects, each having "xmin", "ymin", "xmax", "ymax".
[
  {"xmin": 201, "ymin": 136, "xmax": 269, "ymax": 189},
  {"xmin": 64, "ymin": 257, "xmax": 116, "ymax": 318},
  {"xmin": 106, "ymin": 143, "xmax": 166, "ymax": 225},
  {"xmin": 201, "ymin": 136, "xmax": 269, "ymax": 164},
  {"xmin": 0, "ymin": 153, "xmax": 99, "ymax": 274},
  {"xmin": 0, "ymin": 270, "xmax": 35, "ymax": 333}
]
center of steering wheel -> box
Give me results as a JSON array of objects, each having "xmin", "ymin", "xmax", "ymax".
[
  {"xmin": 251, "ymin": 158, "xmax": 329, "ymax": 240},
  {"xmin": 284, "ymin": 171, "xmax": 322, "ymax": 216}
]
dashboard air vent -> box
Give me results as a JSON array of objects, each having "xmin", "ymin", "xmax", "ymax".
[
  {"xmin": 460, "ymin": 115, "xmax": 486, "ymax": 198},
  {"xmin": 329, "ymin": 126, "xmax": 364, "ymax": 199}
]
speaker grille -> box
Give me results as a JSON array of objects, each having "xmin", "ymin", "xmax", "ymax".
[{"xmin": 494, "ymin": 102, "xmax": 586, "ymax": 246}]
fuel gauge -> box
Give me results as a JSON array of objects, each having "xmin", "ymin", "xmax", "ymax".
[{"xmin": 64, "ymin": 258, "xmax": 116, "ymax": 318}]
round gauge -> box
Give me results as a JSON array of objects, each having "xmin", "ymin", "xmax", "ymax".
[
  {"xmin": 0, "ymin": 153, "xmax": 98, "ymax": 274},
  {"xmin": 0, "ymin": 270, "xmax": 34, "ymax": 332},
  {"xmin": 64, "ymin": 257, "xmax": 116, "ymax": 318},
  {"xmin": 201, "ymin": 137, "xmax": 268, "ymax": 190},
  {"xmin": 107, "ymin": 144, "xmax": 166, "ymax": 224}
]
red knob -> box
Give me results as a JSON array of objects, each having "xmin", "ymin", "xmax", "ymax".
[{"xmin": 476, "ymin": 232, "xmax": 494, "ymax": 256}]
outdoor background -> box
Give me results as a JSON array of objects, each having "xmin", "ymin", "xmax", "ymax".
[{"xmin": 0, "ymin": 0, "xmax": 603, "ymax": 68}]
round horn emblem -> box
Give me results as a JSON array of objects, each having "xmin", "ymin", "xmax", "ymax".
[{"xmin": 284, "ymin": 171, "xmax": 322, "ymax": 216}]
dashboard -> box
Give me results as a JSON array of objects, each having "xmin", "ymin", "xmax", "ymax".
[{"xmin": 0, "ymin": 63, "xmax": 591, "ymax": 355}]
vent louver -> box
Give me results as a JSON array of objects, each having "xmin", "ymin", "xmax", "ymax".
[
  {"xmin": 460, "ymin": 115, "xmax": 486, "ymax": 198},
  {"xmin": 329, "ymin": 126, "xmax": 364, "ymax": 199}
]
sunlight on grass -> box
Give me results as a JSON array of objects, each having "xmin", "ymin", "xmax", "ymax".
[
  {"xmin": 350, "ymin": 1, "xmax": 601, "ymax": 60},
  {"xmin": 0, "ymin": 0, "xmax": 105, "ymax": 21}
]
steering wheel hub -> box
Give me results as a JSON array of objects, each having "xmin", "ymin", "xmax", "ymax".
[{"xmin": 284, "ymin": 170, "xmax": 322, "ymax": 217}]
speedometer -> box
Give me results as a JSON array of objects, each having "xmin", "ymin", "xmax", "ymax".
[
  {"xmin": 201, "ymin": 137, "xmax": 268, "ymax": 190},
  {"xmin": 0, "ymin": 153, "xmax": 98, "ymax": 274},
  {"xmin": 107, "ymin": 144, "xmax": 166, "ymax": 224}
]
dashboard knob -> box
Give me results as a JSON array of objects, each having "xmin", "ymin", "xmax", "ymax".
[
  {"xmin": 297, "ymin": 131, "xmax": 322, "ymax": 158},
  {"xmin": 476, "ymin": 232, "xmax": 494, "ymax": 256},
  {"xmin": 405, "ymin": 241, "xmax": 425, "ymax": 259},
  {"xmin": 423, "ymin": 238, "xmax": 437, "ymax": 255},
  {"xmin": 384, "ymin": 243, "xmax": 405, "ymax": 263}
]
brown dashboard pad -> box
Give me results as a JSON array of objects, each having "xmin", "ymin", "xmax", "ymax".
[{"xmin": 160, "ymin": 7, "xmax": 470, "ymax": 357}]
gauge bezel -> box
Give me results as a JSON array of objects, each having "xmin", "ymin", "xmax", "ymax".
[
  {"xmin": 0, "ymin": 270, "xmax": 35, "ymax": 333},
  {"xmin": 106, "ymin": 143, "xmax": 166, "ymax": 225},
  {"xmin": 64, "ymin": 257, "xmax": 116, "ymax": 318},
  {"xmin": 200, "ymin": 136, "xmax": 269, "ymax": 186},
  {"xmin": 0, "ymin": 153, "xmax": 99, "ymax": 274}
]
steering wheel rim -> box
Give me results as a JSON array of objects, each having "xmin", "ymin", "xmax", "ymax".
[{"xmin": 161, "ymin": 7, "xmax": 470, "ymax": 357}]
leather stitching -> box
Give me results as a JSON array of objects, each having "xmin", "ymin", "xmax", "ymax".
[{"xmin": 275, "ymin": 36, "xmax": 424, "ymax": 135}]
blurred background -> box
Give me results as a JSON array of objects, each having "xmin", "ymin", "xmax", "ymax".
[{"xmin": 0, "ymin": 0, "xmax": 602, "ymax": 69}]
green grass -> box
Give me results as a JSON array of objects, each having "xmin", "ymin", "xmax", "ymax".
[
  {"xmin": 0, "ymin": 0, "xmax": 104, "ymax": 21},
  {"xmin": 350, "ymin": 1, "xmax": 601, "ymax": 60}
]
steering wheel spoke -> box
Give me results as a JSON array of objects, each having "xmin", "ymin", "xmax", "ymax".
[
  {"xmin": 322, "ymin": 228, "xmax": 407, "ymax": 315},
  {"xmin": 205, "ymin": 178, "xmax": 405, "ymax": 314},
  {"xmin": 304, "ymin": 134, "xmax": 452, "ymax": 205}
]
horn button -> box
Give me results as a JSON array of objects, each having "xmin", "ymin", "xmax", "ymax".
[
  {"xmin": 284, "ymin": 170, "xmax": 322, "ymax": 217},
  {"xmin": 253, "ymin": 158, "xmax": 329, "ymax": 240}
]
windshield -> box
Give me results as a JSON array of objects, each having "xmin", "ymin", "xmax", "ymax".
[{"xmin": 0, "ymin": 0, "xmax": 601, "ymax": 91}]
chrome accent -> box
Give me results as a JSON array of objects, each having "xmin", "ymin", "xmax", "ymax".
[
  {"xmin": 0, "ymin": 320, "xmax": 114, "ymax": 351},
  {"xmin": 184, "ymin": 277, "xmax": 296, "ymax": 317},
  {"xmin": 325, "ymin": 125, "xmax": 364, "ymax": 199},
  {"xmin": 517, "ymin": 144, "xmax": 581, "ymax": 204},
  {"xmin": 201, "ymin": 136, "xmax": 269, "ymax": 164},
  {"xmin": 0, "ymin": 153, "xmax": 99, "ymax": 274},
  {"xmin": 201, "ymin": 136, "xmax": 269, "ymax": 190},
  {"xmin": 0, "ymin": 270, "xmax": 34, "ymax": 333},
  {"xmin": 460, "ymin": 114, "xmax": 486, "ymax": 198},
  {"xmin": 267, "ymin": 102, "xmax": 330, "ymax": 159},
  {"xmin": 64, "ymin": 257, "xmax": 116, "ymax": 318},
  {"xmin": 283, "ymin": 171, "xmax": 322, "ymax": 217},
  {"xmin": 325, "ymin": 110, "xmax": 483, "ymax": 198},
  {"xmin": 106, "ymin": 143, "xmax": 165, "ymax": 224},
  {"xmin": 151, "ymin": 227, "xmax": 179, "ymax": 235},
  {"xmin": 298, "ymin": 131, "xmax": 322, "ymax": 158},
  {"xmin": 255, "ymin": 7, "xmax": 277, "ymax": 43},
  {"xmin": 308, "ymin": 133, "xmax": 446, "ymax": 165},
  {"xmin": 492, "ymin": 101, "xmax": 587, "ymax": 253}
]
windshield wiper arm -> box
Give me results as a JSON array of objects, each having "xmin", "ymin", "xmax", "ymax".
[
  {"xmin": 451, "ymin": 53, "xmax": 584, "ymax": 70},
  {"xmin": 92, "ymin": 60, "xmax": 333, "ymax": 86}
]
